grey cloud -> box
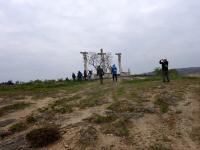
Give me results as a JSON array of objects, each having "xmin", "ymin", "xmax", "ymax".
[{"xmin": 0, "ymin": 0, "xmax": 200, "ymax": 81}]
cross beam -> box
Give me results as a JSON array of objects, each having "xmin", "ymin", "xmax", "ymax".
[{"xmin": 98, "ymin": 49, "xmax": 106, "ymax": 72}]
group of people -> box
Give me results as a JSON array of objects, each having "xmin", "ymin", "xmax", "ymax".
[
  {"xmin": 72, "ymin": 64, "xmax": 118, "ymax": 84},
  {"xmin": 97, "ymin": 64, "xmax": 118, "ymax": 84},
  {"xmin": 72, "ymin": 70, "xmax": 93, "ymax": 81},
  {"xmin": 72, "ymin": 58, "xmax": 170, "ymax": 84}
]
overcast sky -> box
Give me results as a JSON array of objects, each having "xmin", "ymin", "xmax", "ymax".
[{"xmin": 0, "ymin": 0, "xmax": 200, "ymax": 82}]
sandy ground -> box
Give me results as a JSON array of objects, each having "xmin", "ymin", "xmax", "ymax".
[{"xmin": 0, "ymin": 78, "xmax": 199, "ymax": 150}]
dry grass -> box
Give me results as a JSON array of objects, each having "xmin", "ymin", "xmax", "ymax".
[{"xmin": 0, "ymin": 102, "xmax": 31, "ymax": 117}]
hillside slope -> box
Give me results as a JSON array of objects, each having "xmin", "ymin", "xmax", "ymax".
[{"xmin": 0, "ymin": 77, "xmax": 200, "ymax": 150}]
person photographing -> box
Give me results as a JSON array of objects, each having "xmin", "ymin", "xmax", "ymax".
[{"xmin": 159, "ymin": 59, "xmax": 170, "ymax": 82}]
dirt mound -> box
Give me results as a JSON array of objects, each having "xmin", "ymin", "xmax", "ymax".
[{"xmin": 79, "ymin": 125, "xmax": 98, "ymax": 145}]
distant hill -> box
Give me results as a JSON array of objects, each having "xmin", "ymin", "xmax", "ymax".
[
  {"xmin": 139, "ymin": 67, "xmax": 200, "ymax": 76},
  {"xmin": 176, "ymin": 67, "xmax": 200, "ymax": 76}
]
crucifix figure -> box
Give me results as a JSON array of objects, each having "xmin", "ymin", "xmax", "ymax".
[
  {"xmin": 80, "ymin": 51, "xmax": 88, "ymax": 72},
  {"xmin": 98, "ymin": 49, "xmax": 106, "ymax": 72},
  {"xmin": 115, "ymin": 53, "xmax": 122, "ymax": 74}
]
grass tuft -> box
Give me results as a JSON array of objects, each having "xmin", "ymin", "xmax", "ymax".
[
  {"xmin": 87, "ymin": 114, "xmax": 117, "ymax": 124},
  {"xmin": 0, "ymin": 102, "xmax": 31, "ymax": 116},
  {"xmin": 9, "ymin": 122, "xmax": 27, "ymax": 133},
  {"xmin": 154, "ymin": 98, "xmax": 169, "ymax": 113},
  {"xmin": 26, "ymin": 115, "xmax": 37, "ymax": 124}
]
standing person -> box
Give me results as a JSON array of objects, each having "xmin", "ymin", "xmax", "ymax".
[
  {"xmin": 111, "ymin": 64, "xmax": 118, "ymax": 82},
  {"xmin": 97, "ymin": 66, "xmax": 104, "ymax": 84},
  {"xmin": 72, "ymin": 73, "xmax": 76, "ymax": 81},
  {"xmin": 88, "ymin": 70, "xmax": 93, "ymax": 80},
  {"xmin": 84, "ymin": 70, "xmax": 87, "ymax": 80},
  {"xmin": 159, "ymin": 59, "xmax": 170, "ymax": 82},
  {"xmin": 77, "ymin": 71, "xmax": 83, "ymax": 81}
]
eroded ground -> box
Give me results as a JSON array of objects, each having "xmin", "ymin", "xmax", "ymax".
[{"xmin": 0, "ymin": 77, "xmax": 200, "ymax": 150}]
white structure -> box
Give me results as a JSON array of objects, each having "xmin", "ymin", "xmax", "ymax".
[
  {"xmin": 80, "ymin": 51, "xmax": 88, "ymax": 72},
  {"xmin": 115, "ymin": 53, "xmax": 123, "ymax": 74},
  {"xmin": 98, "ymin": 49, "xmax": 106, "ymax": 72}
]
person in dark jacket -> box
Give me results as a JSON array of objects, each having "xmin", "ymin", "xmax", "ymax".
[
  {"xmin": 159, "ymin": 59, "xmax": 170, "ymax": 82},
  {"xmin": 97, "ymin": 66, "xmax": 104, "ymax": 84},
  {"xmin": 84, "ymin": 70, "xmax": 87, "ymax": 80},
  {"xmin": 88, "ymin": 70, "xmax": 93, "ymax": 80},
  {"xmin": 77, "ymin": 71, "xmax": 83, "ymax": 81},
  {"xmin": 111, "ymin": 64, "xmax": 117, "ymax": 82},
  {"xmin": 72, "ymin": 73, "xmax": 76, "ymax": 81}
]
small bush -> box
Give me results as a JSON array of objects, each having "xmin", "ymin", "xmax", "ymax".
[
  {"xmin": 108, "ymin": 100, "xmax": 135, "ymax": 113},
  {"xmin": 79, "ymin": 126, "xmax": 98, "ymax": 145},
  {"xmin": 88, "ymin": 114, "xmax": 117, "ymax": 124},
  {"xmin": 103, "ymin": 118, "xmax": 129, "ymax": 137},
  {"xmin": 0, "ymin": 102, "xmax": 31, "ymax": 116},
  {"xmin": 26, "ymin": 115, "xmax": 37, "ymax": 124},
  {"xmin": 9, "ymin": 122, "xmax": 27, "ymax": 133},
  {"xmin": 154, "ymin": 98, "xmax": 169, "ymax": 113},
  {"xmin": 26, "ymin": 126, "xmax": 61, "ymax": 148},
  {"xmin": 78, "ymin": 99, "xmax": 98, "ymax": 108},
  {"xmin": 150, "ymin": 143, "xmax": 171, "ymax": 150},
  {"xmin": 51, "ymin": 104, "xmax": 73, "ymax": 113}
]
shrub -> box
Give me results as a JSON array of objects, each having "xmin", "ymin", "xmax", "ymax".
[
  {"xmin": 26, "ymin": 115, "xmax": 37, "ymax": 124},
  {"xmin": 88, "ymin": 114, "xmax": 117, "ymax": 124},
  {"xmin": 9, "ymin": 122, "xmax": 27, "ymax": 133},
  {"xmin": 26, "ymin": 126, "xmax": 61, "ymax": 148},
  {"xmin": 0, "ymin": 102, "xmax": 31, "ymax": 116},
  {"xmin": 108, "ymin": 100, "xmax": 135, "ymax": 113},
  {"xmin": 103, "ymin": 118, "xmax": 129, "ymax": 137},
  {"xmin": 154, "ymin": 98, "xmax": 169, "ymax": 113}
]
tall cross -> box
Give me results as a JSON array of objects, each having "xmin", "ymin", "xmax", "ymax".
[
  {"xmin": 80, "ymin": 51, "xmax": 88, "ymax": 72},
  {"xmin": 98, "ymin": 49, "xmax": 106, "ymax": 72}
]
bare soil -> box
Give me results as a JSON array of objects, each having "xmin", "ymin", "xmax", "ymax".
[{"xmin": 0, "ymin": 78, "xmax": 199, "ymax": 150}]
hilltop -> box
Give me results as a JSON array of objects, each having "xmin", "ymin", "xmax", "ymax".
[{"xmin": 0, "ymin": 76, "xmax": 200, "ymax": 150}]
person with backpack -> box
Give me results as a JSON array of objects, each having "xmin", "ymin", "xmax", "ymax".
[
  {"xmin": 97, "ymin": 66, "xmax": 104, "ymax": 84},
  {"xmin": 88, "ymin": 70, "xmax": 93, "ymax": 80},
  {"xmin": 111, "ymin": 64, "xmax": 118, "ymax": 82},
  {"xmin": 159, "ymin": 59, "xmax": 170, "ymax": 82},
  {"xmin": 84, "ymin": 70, "xmax": 87, "ymax": 80},
  {"xmin": 77, "ymin": 71, "xmax": 83, "ymax": 81},
  {"xmin": 72, "ymin": 73, "xmax": 76, "ymax": 81}
]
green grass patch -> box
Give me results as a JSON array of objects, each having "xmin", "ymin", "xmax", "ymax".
[
  {"xmin": 78, "ymin": 98, "xmax": 99, "ymax": 108},
  {"xmin": 88, "ymin": 114, "xmax": 117, "ymax": 124},
  {"xmin": 108, "ymin": 100, "xmax": 135, "ymax": 113},
  {"xmin": 0, "ymin": 80, "xmax": 89, "ymax": 100},
  {"xmin": 116, "ymin": 86, "xmax": 125, "ymax": 96},
  {"xmin": 26, "ymin": 115, "xmax": 37, "ymax": 124},
  {"xmin": 9, "ymin": 122, "xmax": 27, "ymax": 133},
  {"xmin": 122, "ymin": 76, "xmax": 161, "ymax": 85},
  {"xmin": 103, "ymin": 118, "xmax": 129, "ymax": 137},
  {"xmin": 0, "ymin": 102, "xmax": 31, "ymax": 116},
  {"xmin": 154, "ymin": 98, "xmax": 169, "ymax": 113},
  {"xmin": 47, "ymin": 95, "xmax": 82, "ymax": 113}
]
